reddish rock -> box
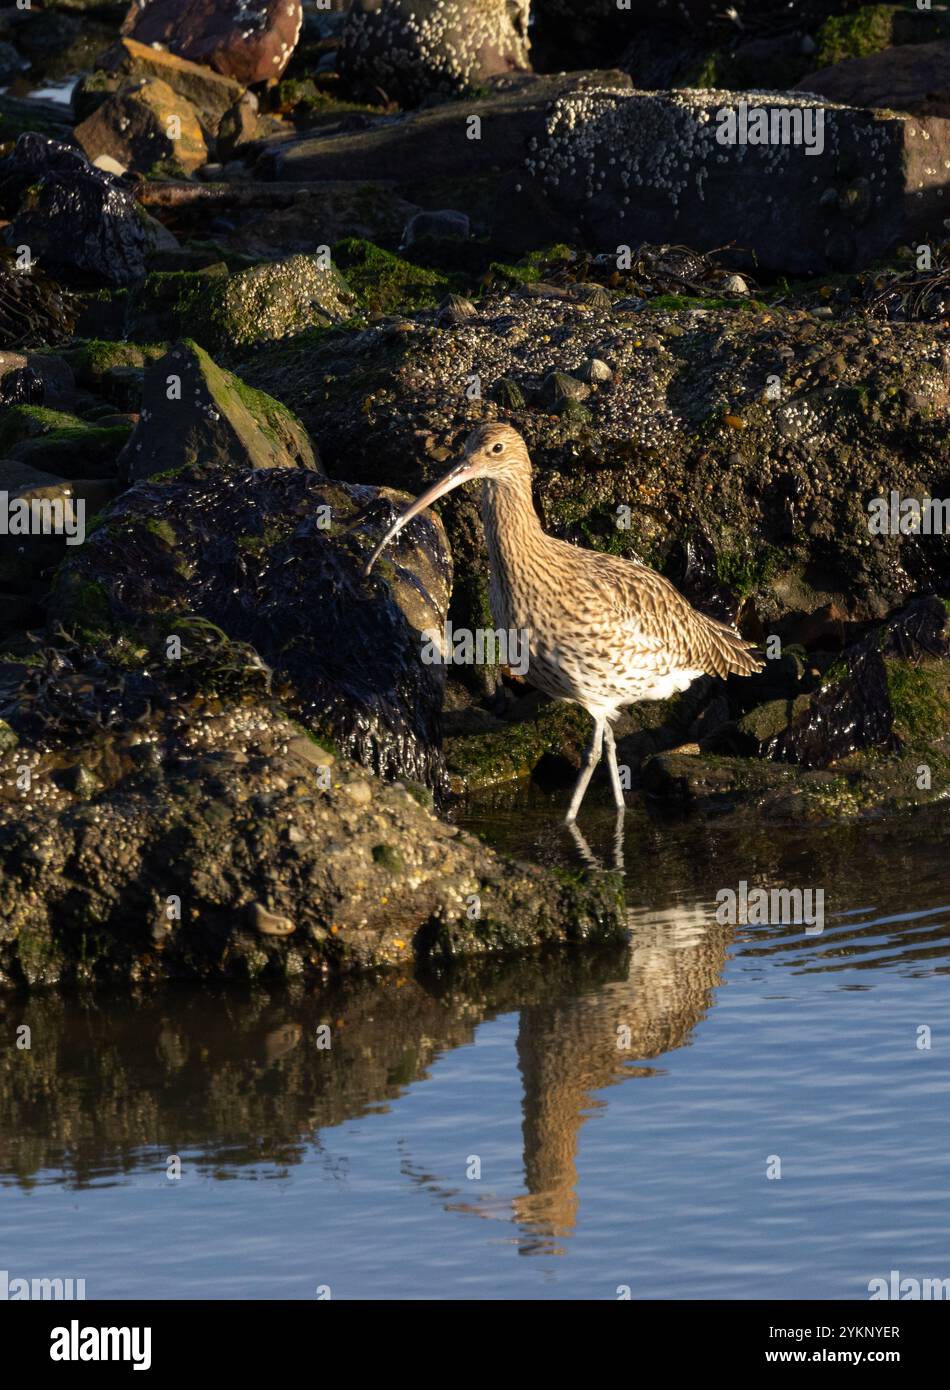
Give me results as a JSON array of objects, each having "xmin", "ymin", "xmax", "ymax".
[{"xmin": 120, "ymin": 0, "xmax": 303, "ymax": 85}]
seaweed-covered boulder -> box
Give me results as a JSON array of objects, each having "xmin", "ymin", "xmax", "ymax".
[
  {"xmin": 51, "ymin": 465, "xmax": 454, "ymax": 786},
  {"xmin": 639, "ymin": 595, "xmax": 950, "ymax": 823},
  {"xmin": 74, "ymin": 77, "xmax": 208, "ymax": 177},
  {"xmin": 204, "ymin": 255, "xmax": 356, "ymax": 346},
  {"xmin": 0, "ymin": 405, "xmax": 132, "ymax": 478},
  {"xmin": 0, "ymin": 252, "xmax": 77, "ymax": 350},
  {"xmin": 339, "ymin": 0, "xmax": 531, "ymax": 107},
  {"xmin": 768, "ymin": 594, "xmax": 950, "ymax": 767},
  {"xmin": 0, "ymin": 634, "xmax": 624, "ymax": 990},
  {"xmin": 239, "ymin": 288, "xmax": 950, "ymax": 639},
  {"xmin": 118, "ymin": 340, "xmax": 318, "ymax": 481},
  {"xmin": 120, "ymin": 0, "xmax": 303, "ymax": 85},
  {"xmin": 0, "ymin": 135, "xmax": 155, "ymax": 287}
]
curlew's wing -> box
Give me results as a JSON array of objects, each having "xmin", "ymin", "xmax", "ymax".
[{"xmin": 562, "ymin": 547, "xmax": 762, "ymax": 679}]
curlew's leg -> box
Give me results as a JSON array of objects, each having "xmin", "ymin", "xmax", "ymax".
[
  {"xmin": 565, "ymin": 715, "xmax": 605, "ymax": 823},
  {"xmin": 603, "ymin": 721, "xmax": 626, "ymax": 812}
]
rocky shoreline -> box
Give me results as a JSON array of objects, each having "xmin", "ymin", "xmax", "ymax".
[{"xmin": 2, "ymin": 1, "xmax": 950, "ymax": 990}]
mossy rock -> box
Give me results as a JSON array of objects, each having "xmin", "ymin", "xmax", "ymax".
[
  {"xmin": 332, "ymin": 237, "xmax": 465, "ymax": 315},
  {"xmin": 0, "ymin": 406, "xmax": 132, "ymax": 477},
  {"xmin": 125, "ymin": 256, "xmax": 356, "ymax": 355},
  {"xmin": 62, "ymin": 339, "xmax": 167, "ymax": 389},
  {"xmin": 119, "ymin": 339, "xmax": 319, "ymax": 482}
]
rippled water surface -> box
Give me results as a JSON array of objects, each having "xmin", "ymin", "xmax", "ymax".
[{"xmin": 2, "ymin": 792, "xmax": 949, "ymax": 1299}]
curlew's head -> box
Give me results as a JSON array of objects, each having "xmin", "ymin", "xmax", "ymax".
[{"xmin": 362, "ymin": 422, "xmax": 531, "ymax": 577}]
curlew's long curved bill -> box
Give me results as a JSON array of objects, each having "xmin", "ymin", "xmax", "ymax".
[{"xmin": 362, "ymin": 457, "xmax": 477, "ymax": 577}]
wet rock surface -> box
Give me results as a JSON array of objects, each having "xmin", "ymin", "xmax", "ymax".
[
  {"xmin": 0, "ymin": 671, "xmax": 624, "ymax": 990},
  {"xmin": 0, "ymin": 135, "xmax": 157, "ymax": 287},
  {"xmin": 50, "ymin": 464, "xmax": 453, "ymax": 788}
]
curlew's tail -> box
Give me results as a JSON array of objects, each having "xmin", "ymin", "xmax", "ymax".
[{"xmin": 698, "ymin": 613, "xmax": 763, "ymax": 680}]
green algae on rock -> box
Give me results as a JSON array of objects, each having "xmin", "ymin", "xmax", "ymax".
[
  {"xmin": 0, "ymin": 649, "xmax": 625, "ymax": 991},
  {"xmin": 118, "ymin": 340, "xmax": 319, "ymax": 481},
  {"xmin": 0, "ymin": 405, "xmax": 132, "ymax": 478},
  {"xmin": 124, "ymin": 255, "xmax": 356, "ymax": 355}
]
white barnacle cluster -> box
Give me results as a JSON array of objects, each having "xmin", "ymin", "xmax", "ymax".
[
  {"xmin": 533, "ymin": 87, "xmax": 727, "ymax": 216},
  {"xmin": 342, "ymin": 0, "xmax": 529, "ymax": 100},
  {"xmin": 418, "ymin": 289, "xmax": 678, "ymax": 454},
  {"xmin": 531, "ymin": 86, "xmax": 904, "ymax": 221},
  {"xmin": 232, "ymin": 0, "xmax": 274, "ymax": 35}
]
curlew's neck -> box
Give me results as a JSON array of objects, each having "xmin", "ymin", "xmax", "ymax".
[{"xmin": 479, "ymin": 471, "xmax": 547, "ymax": 605}]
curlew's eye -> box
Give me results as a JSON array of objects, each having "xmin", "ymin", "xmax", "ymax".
[{"xmin": 491, "ymin": 442, "xmax": 504, "ymax": 455}]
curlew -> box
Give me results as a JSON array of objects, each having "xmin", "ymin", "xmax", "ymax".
[{"xmin": 364, "ymin": 422, "xmax": 762, "ymax": 822}]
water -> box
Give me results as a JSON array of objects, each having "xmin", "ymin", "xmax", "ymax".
[{"xmin": 1, "ymin": 791, "xmax": 948, "ymax": 1300}]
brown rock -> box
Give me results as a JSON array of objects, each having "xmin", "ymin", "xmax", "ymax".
[
  {"xmin": 75, "ymin": 76, "xmax": 208, "ymax": 176},
  {"xmin": 120, "ymin": 0, "xmax": 303, "ymax": 85},
  {"xmin": 216, "ymin": 90, "xmax": 259, "ymax": 161},
  {"xmin": 799, "ymin": 40, "xmax": 950, "ymax": 120},
  {"xmin": 96, "ymin": 38, "xmax": 245, "ymax": 137}
]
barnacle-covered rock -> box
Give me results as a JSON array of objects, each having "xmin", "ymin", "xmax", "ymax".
[
  {"xmin": 0, "ymin": 677, "xmax": 624, "ymax": 989},
  {"xmin": 339, "ymin": 0, "xmax": 531, "ymax": 107}
]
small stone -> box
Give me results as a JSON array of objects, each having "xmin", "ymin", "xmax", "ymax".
[
  {"xmin": 539, "ymin": 371, "xmax": 591, "ymax": 411},
  {"xmin": 287, "ymin": 736, "xmax": 335, "ymax": 768},
  {"xmin": 567, "ymin": 282, "xmax": 611, "ymax": 310},
  {"xmin": 436, "ymin": 294, "xmax": 477, "ymax": 326},
  {"xmin": 579, "ymin": 357, "xmax": 612, "ymax": 383},
  {"xmin": 493, "ymin": 377, "xmax": 527, "ymax": 409},
  {"xmin": 401, "ymin": 208, "xmax": 470, "ymax": 248},
  {"xmin": 344, "ymin": 780, "xmax": 373, "ymax": 805},
  {"xmin": 250, "ymin": 902, "xmax": 296, "ymax": 937}
]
